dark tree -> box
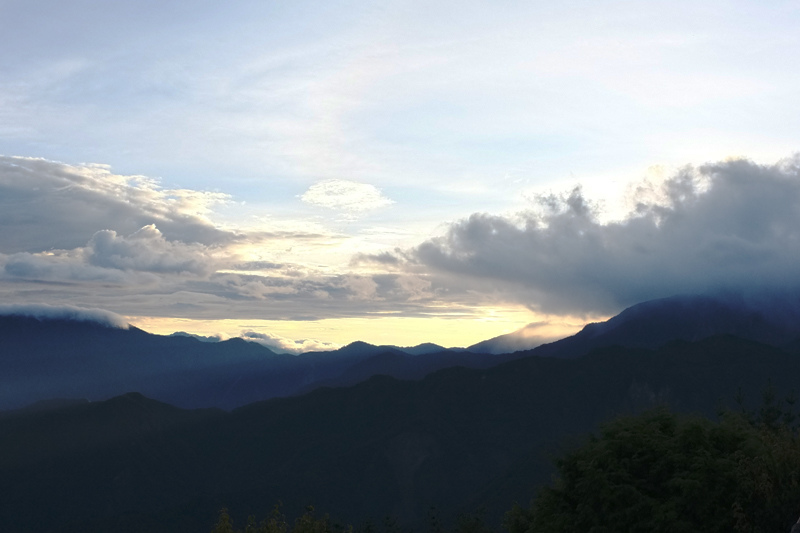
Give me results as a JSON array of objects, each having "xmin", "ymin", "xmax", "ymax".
[{"xmin": 506, "ymin": 406, "xmax": 800, "ymax": 533}]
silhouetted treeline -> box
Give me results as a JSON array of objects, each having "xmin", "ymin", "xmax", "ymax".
[{"xmin": 214, "ymin": 391, "xmax": 800, "ymax": 533}]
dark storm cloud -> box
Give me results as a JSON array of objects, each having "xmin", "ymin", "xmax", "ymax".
[
  {"xmin": 0, "ymin": 156, "xmax": 235, "ymax": 253},
  {"xmin": 410, "ymin": 157, "xmax": 800, "ymax": 315}
]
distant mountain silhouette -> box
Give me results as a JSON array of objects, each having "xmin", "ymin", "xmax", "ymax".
[
  {"xmin": 0, "ymin": 315, "xmax": 509, "ymax": 410},
  {"xmin": 298, "ymin": 349, "xmax": 521, "ymax": 392},
  {"xmin": 0, "ymin": 315, "xmax": 289, "ymax": 410},
  {"xmin": 1, "ymin": 334, "xmax": 798, "ymax": 533},
  {"xmin": 5, "ymin": 292, "xmax": 800, "ymax": 411},
  {"xmin": 525, "ymin": 293, "xmax": 800, "ymax": 359},
  {"xmin": 393, "ymin": 342, "xmax": 452, "ymax": 355},
  {"xmin": 467, "ymin": 322, "xmax": 566, "ymax": 354},
  {"xmin": 304, "ymin": 340, "xmax": 455, "ymax": 357}
]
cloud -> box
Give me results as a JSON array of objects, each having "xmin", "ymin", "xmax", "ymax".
[
  {"xmin": 408, "ymin": 156, "xmax": 800, "ymax": 315},
  {"xmin": 169, "ymin": 331, "xmax": 225, "ymax": 342},
  {"xmin": 300, "ymin": 179, "xmax": 393, "ymax": 216},
  {"xmin": 0, "ymin": 303, "xmax": 129, "ymax": 328},
  {"xmin": 240, "ymin": 330, "xmax": 339, "ymax": 354},
  {"xmin": 86, "ymin": 225, "xmax": 215, "ymax": 275},
  {"xmin": 17, "ymin": 153, "xmax": 800, "ymax": 329},
  {"xmin": 351, "ymin": 250, "xmax": 403, "ymax": 266},
  {"xmin": 231, "ymin": 261, "xmax": 285, "ymax": 271},
  {"xmin": 0, "ymin": 157, "xmax": 473, "ymax": 325},
  {"xmin": 0, "ymin": 223, "xmax": 214, "ymax": 284},
  {"xmin": 0, "ymin": 156, "xmax": 234, "ymax": 254},
  {"xmin": 1, "ymin": 251, "xmax": 138, "ymax": 284},
  {"xmin": 469, "ymin": 321, "xmax": 576, "ymax": 354}
]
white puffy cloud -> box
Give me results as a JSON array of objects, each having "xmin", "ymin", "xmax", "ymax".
[
  {"xmin": 0, "ymin": 223, "xmax": 215, "ymax": 285},
  {"xmin": 240, "ymin": 330, "xmax": 339, "ymax": 354},
  {"xmin": 0, "ymin": 156, "xmax": 234, "ymax": 254},
  {"xmin": 409, "ymin": 156, "xmax": 800, "ymax": 315},
  {"xmin": 169, "ymin": 332, "xmax": 226, "ymax": 342},
  {"xmin": 86, "ymin": 225, "xmax": 215, "ymax": 275},
  {"xmin": 300, "ymin": 179, "xmax": 393, "ymax": 216},
  {"xmin": 20, "ymin": 152, "xmax": 800, "ymax": 331},
  {"xmin": 0, "ymin": 158, "xmax": 474, "ymax": 326},
  {"xmin": 340, "ymin": 274, "xmax": 379, "ymax": 300}
]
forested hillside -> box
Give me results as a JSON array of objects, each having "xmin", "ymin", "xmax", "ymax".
[{"xmin": 4, "ymin": 335, "xmax": 800, "ymax": 532}]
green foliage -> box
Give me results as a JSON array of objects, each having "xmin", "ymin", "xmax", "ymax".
[
  {"xmin": 212, "ymin": 504, "xmax": 350, "ymax": 533},
  {"xmin": 212, "ymin": 508, "xmax": 235, "ymax": 533},
  {"xmin": 731, "ymin": 421, "xmax": 800, "ymax": 531},
  {"xmin": 451, "ymin": 509, "xmax": 494, "ymax": 533},
  {"xmin": 292, "ymin": 506, "xmax": 328, "ymax": 533},
  {"xmin": 244, "ymin": 503, "xmax": 290, "ymax": 533},
  {"xmin": 213, "ymin": 505, "xmax": 496, "ymax": 533},
  {"xmin": 210, "ymin": 386, "xmax": 800, "ymax": 533},
  {"xmin": 505, "ymin": 401, "xmax": 800, "ymax": 533},
  {"xmin": 427, "ymin": 507, "xmax": 444, "ymax": 533}
]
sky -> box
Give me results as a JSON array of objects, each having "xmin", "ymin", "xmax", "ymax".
[{"xmin": 1, "ymin": 0, "xmax": 800, "ymax": 352}]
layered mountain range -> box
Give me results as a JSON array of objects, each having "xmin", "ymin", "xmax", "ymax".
[
  {"xmin": 5, "ymin": 293, "xmax": 800, "ymax": 411},
  {"xmin": 0, "ymin": 316, "xmax": 518, "ymax": 411},
  {"xmin": 3, "ymin": 292, "xmax": 800, "ymax": 532}
]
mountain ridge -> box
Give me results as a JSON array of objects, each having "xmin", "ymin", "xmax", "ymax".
[
  {"xmin": 2, "ymin": 334, "xmax": 798, "ymax": 532},
  {"xmin": 5, "ymin": 292, "xmax": 800, "ymax": 410},
  {"xmin": 0, "ymin": 314, "xmax": 507, "ymax": 411},
  {"xmin": 506, "ymin": 293, "xmax": 800, "ymax": 358}
]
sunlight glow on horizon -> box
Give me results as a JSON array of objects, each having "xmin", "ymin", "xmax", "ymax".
[{"xmin": 126, "ymin": 308, "xmax": 591, "ymax": 352}]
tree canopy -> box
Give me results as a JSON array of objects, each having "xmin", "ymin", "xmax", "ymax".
[{"xmin": 506, "ymin": 401, "xmax": 800, "ymax": 533}]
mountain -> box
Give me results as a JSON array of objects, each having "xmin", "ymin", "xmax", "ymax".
[
  {"xmin": 298, "ymin": 349, "xmax": 521, "ymax": 392},
  {"xmin": 0, "ymin": 315, "xmax": 294, "ymax": 410},
  {"xmin": 6, "ymin": 292, "xmax": 800, "ymax": 410},
  {"xmin": 1, "ymin": 334, "xmax": 798, "ymax": 533},
  {"xmin": 6, "ymin": 292, "xmax": 800, "ymax": 531},
  {"xmin": 467, "ymin": 322, "xmax": 566, "ymax": 354},
  {"xmin": 527, "ymin": 293, "xmax": 800, "ymax": 359},
  {"xmin": 0, "ymin": 316, "xmax": 509, "ymax": 410},
  {"xmin": 318, "ymin": 340, "xmax": 453, "ymax": 356},
  {"xmin": 393, "ymin": 342, "xmax": 458, "ymax": 355}
]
